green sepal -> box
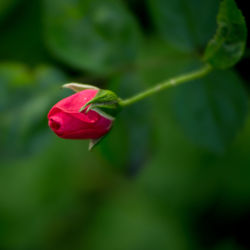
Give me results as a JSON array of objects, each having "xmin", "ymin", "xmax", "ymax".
[
  {"xmin": 62, "ymin": 82, "xmax": 99, "ymax": 92},
  {"xmin": 84, "ymin": 89, "xmax": 119, "ymax": 106},
  {"xmin": 89, "ymin": 137, "xmax": 104, "ymax": 151},
  {"xmin": 203, "ymin": 0, "xmax": 247, "ymax": 69},
  {"xmin": 88, "ymin": 126, "xmax": 113, "ymax": 150},
  {"xmin": 79, "ymin": 89, "xmax": 120, "ymax": 120}
]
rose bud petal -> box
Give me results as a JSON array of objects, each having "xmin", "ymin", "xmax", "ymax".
[{"xmin": 48, "ymin": 89, "xmax": 113, "ymax": 139}]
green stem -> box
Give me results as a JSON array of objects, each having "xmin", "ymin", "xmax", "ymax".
[{"xmin": 119, "ymin": 64, "xmax": 212, "ymax": 107}]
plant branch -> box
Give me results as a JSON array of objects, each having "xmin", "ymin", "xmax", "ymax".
[{"xmin": 119, "ymin": 64, "xmax": 212, "ymax": 107}]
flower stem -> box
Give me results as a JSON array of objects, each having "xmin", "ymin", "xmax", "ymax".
[{"xmin": 119, "ymin": 64, "xmax": 212, "ymax": 107}]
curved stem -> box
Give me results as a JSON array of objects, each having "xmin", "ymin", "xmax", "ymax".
[{"xmin": 119, "ymin": 64, "xmax": 212, "ymax": 107}]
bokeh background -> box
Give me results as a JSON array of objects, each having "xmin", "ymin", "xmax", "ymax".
[{"xmin": 0, "ymin": 0, "xmax": 250, "ymax": 249}]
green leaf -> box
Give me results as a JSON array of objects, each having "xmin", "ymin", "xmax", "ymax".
[
  {"xmin": 172, "ymin": 70, "xmax": 248, "ymax": 152},
  {"xmin": 44, "ymin": 0, "xmax": 141, "ymax": 74},
  {"xmin": 0, "ymin": 0, "xmax": 21, "ymax": 22},
  {"xmin": 0, "ymin": 1, "xmax": 48, "ymax": 64},
  {"xmin": 139, "ymin": 92, "xmax": 250, "ymax": 213},
  {"xmin": 204, "ymin": 0, "xmax": 247, "ymax": 69},
  {"xmin": 147, "ymin": 0, "xmax": 219, "ymax": 51},
  {"xmin": 0, "ymin": 64, "xmax": 67, "ymax": 160}
]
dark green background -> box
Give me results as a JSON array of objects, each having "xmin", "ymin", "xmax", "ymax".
[{"xmin": 0, "ymin": 0, "xmax": 250, "ymax": 249}]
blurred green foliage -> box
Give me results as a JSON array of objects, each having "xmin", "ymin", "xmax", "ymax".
[{"xmin": 0, "ymin": 0, "xmax": 250, "ymax": 249}]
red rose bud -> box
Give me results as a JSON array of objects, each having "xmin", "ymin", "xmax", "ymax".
[{"xmin": 48, "ymin": 89, "xmax": 113, "ymax": 140}]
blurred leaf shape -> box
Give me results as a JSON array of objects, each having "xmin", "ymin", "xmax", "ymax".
[
  {"xmin": 0, "ymin": 0, "xmax": 21, "ymax": 22},
  {"xmin": 172, "ymin": 70, "xmax": 248, "ymax": 152},
  {"xmin": 0, "ymin": 63, "xmax": 33, "ymax": 89},
  {"xmin": 139, "ymin": 91, "xmax": 250, "ymax": 211},
  {"xmin": 0, "ymin": 1, "xmax": 48, "ymax": 65},
  {"xmin": 83, "ymin": 187, "xmax": 190, "ymax": 250},
  {"xmin": 98, "ymin": 71, "xmax": 153, "ymax": 172},
  {"xmin": 0, "ymin": 63, "xmax": 67, "ymax": 160},
  {"xmin": 147, "ymin": 0, "xmax": 219, "ymax": 51},
  {"xmin": 137, "ymin": 38, "xmax": 203, "ymax": 85},
  {"xmin": 204, "ymin": 0, "xmax": 247, "ymax": 69},
  {"xmin": 44, "ymin": 0, "xmax": 141, "ymax": 74}
]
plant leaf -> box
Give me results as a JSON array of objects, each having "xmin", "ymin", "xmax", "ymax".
[
  {"xmin": 172, "ymin": 70, "xmax": 248, "ymax": 152},
  {"xmin": 0, "ymin": 0, "xmax": 21, "ymax": 22},
  {"xmin": 44, "ymin": 0, "xmax": 141, "ymax": 74},
  {"xmin": 204, "ymin": 0, "xmax": 247, "ymax": 69},
  {"xmin": 147, "ymin": 0, "xmax": 218, "ymax": 51}
]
